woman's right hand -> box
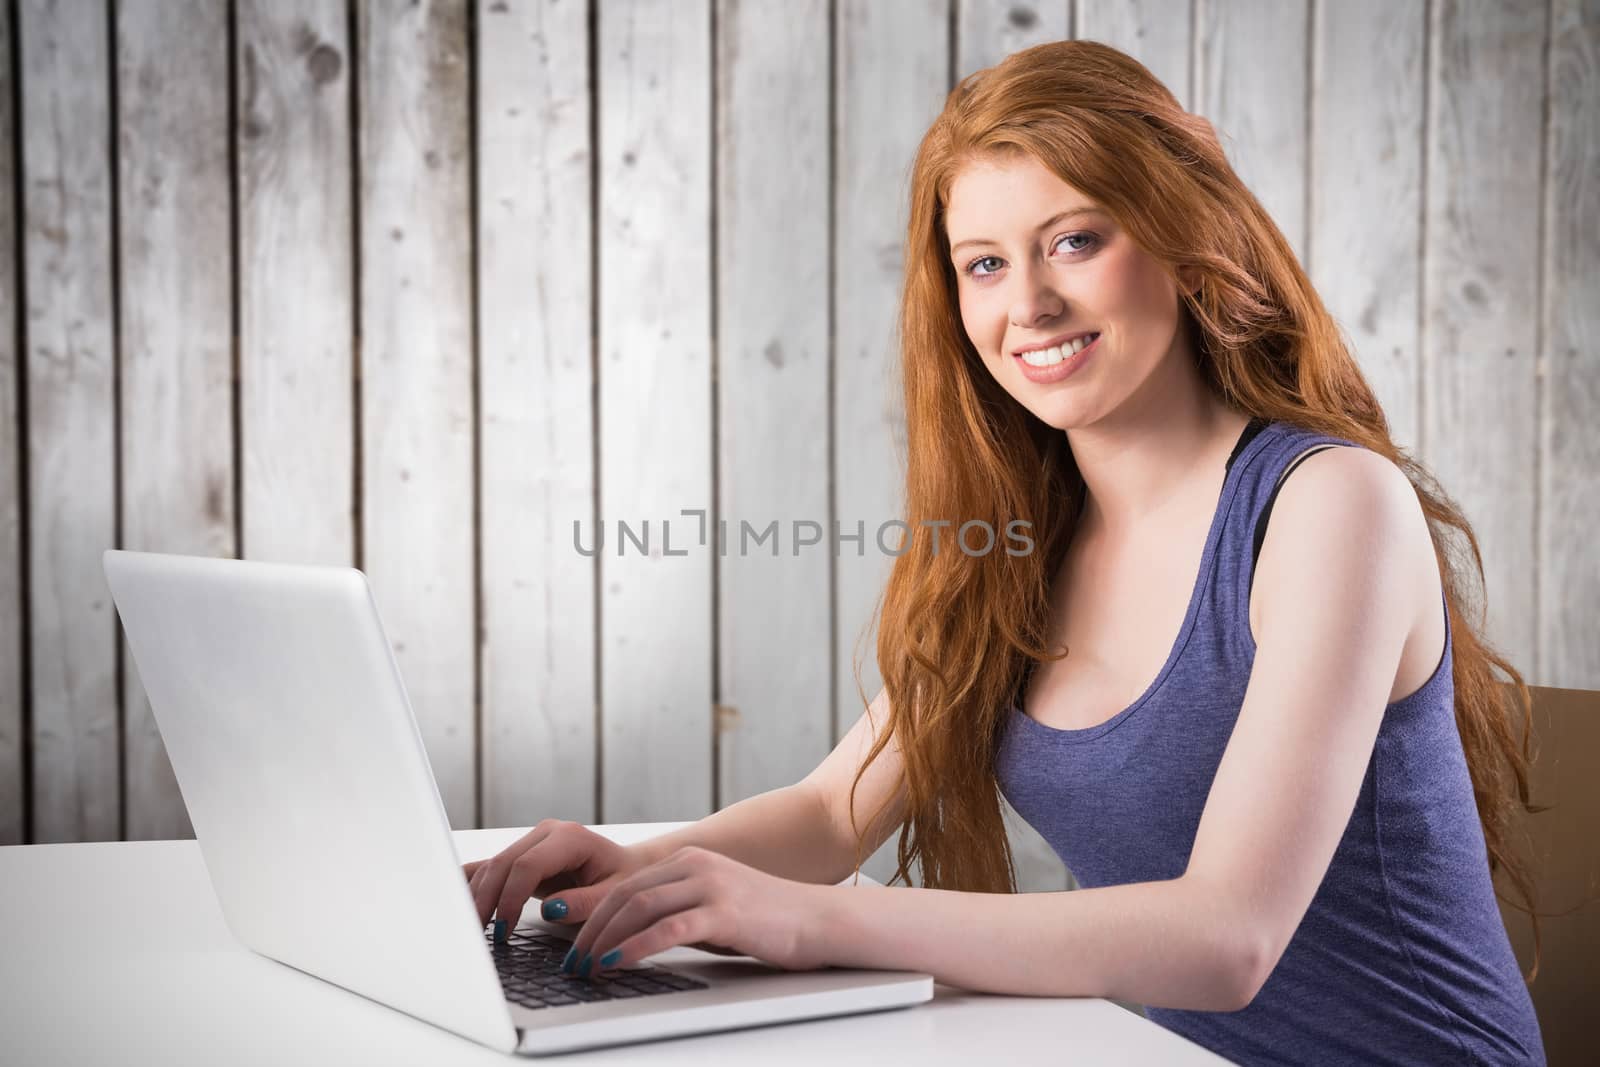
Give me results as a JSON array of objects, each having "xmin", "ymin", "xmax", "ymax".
[{"xmin": 462, "ymin": 819, "xmax": 653, "ymax": 931}]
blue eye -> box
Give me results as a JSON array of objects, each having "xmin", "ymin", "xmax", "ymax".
[
  {"xmin": 966, "ymin": 255, "xmax": 1004, "ymax": 278},
  {"xmin": 963, "ymin": 232, "xmax": 1099, "ymax": 282}
]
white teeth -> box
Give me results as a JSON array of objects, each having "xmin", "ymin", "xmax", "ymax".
[{"xmin": 1020, "ymin": 333, "xmax": 1098, "ymax": 367}]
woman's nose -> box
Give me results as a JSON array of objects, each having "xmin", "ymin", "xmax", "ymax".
[{"xmin": 1009, "ymin": 265, "xmax": 1066, "ymax": 329}]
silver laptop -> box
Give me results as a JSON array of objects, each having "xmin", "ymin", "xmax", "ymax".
[{"xmin": 101, "ymin": 549, "xmax": 933, "ymax": 1056}]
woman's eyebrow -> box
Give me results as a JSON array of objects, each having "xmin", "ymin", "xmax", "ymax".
[{"xmin": 949, "ymin": 206, "xmax": 1102, "ymax": 256}]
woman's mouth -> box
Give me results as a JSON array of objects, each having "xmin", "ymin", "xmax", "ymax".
[{"xmin": 1013, "ymin": 332, "xmax": 1099, "ymax": 384}]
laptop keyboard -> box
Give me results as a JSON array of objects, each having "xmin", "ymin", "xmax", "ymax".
[{"xmin": 487, "ymin": 929, "xmax": 711, "ymax": 1011}]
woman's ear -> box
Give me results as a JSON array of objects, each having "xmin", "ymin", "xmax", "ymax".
[{"xmin": 1176, "ymin": 265, "xmax": 1201, "ymax": 297}]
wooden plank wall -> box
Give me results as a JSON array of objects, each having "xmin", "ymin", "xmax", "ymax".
[
  {"xmin": 475, "ymin": 0, "xmax": 596, "ymax": 829},
  {"xmin": 116, "ymin": 0, "xmax": 236, "ymax": 841},
  {"xmin": 2, "ymin": 4, "xmax": 1594, "ymax": 910},
  {"xmin": 19, "ymin": 0, "xmax": 120, "ymax": 844},
  {"xmin": 0, "ymin": 0, "xmax": 18, "ymax": 847},
  {"xmin": 834, "ymin": 0, "xmax": 945, "ymax": 884}
]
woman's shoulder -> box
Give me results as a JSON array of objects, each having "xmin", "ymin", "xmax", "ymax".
[
  {"xmin": 1253, "ymin": 421, "xmax": 1404, "ymax": 498},
  {"xmin": 1261, "ymin": 429, "xmax": 1415, "ymax": 524},
  {"xmin": 1251, "ymin": 439, "xmax": 1437, "ymax": 627}
]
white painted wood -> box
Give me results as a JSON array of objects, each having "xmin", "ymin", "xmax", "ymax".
[
  {"xmin": 1074, "ymin": 0, "xmax": 1193, "ymax": 108},
  {"xmin": 834, "ymin": 0, "xmax": 928, "ymax": 891},
  {"xmin": 7, "ymin": 0, "xmax": 1595, "ymax": 855},
  {"xmin": 19, "ymin": 0, "xmax": 120, "ymax": 844},
  {"xmin": 475, "ymin": 0, "xmax": 597, "ymax": 827},
  {"xmin": 1540, "ymin": 0, "xmax": 1600, "ymax": 689},
  {"xmin": 357, "ymin": 0, "xmax": 476, "ymax": 828},
  {"xmin": 957, "ymin": 0, "xmax": 1072, "ymax": 78},
  {"xmin": 1311, "ymin": 0, "xmax": 1425, "ymax": 453},
  {"xmin": 833, "ymin": 0, "xmax": 947, "ymax": 747},
  {"xmin": 114, "ymin": 0, "xmax": 235, "ymax": 842},
  {"xmin": 713, "ymin": 0, "xmax": 831, "ymax": 808},
  {"xmin": 597, "ymin": 0, "xmax": 713, "ymax": 823},
  {"xmin": 1195, "ymin": 0, "xmax": 1310, "ymax": 261},
  {"xmin": 1424, "ymin": 0, "xmax": 1544, "ymax": 673},
  {"xmin": 0, "ymin": 0, "xmax": 22, "ymax": 845},
  {"xmin": 237, "ymin": 0, "xmax": 354, "ymax": 568}
]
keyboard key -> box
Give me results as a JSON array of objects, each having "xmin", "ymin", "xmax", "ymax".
[{"xmin": 618, "ymin": 975, "xmax": 667, "ymax": 989}]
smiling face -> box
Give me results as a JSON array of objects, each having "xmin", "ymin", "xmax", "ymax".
[{"xmin": 945, "ymin": 152, "xmax": 1196, "ymax": 431}]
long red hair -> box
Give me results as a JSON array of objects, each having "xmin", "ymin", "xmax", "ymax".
[{"xmin": 846, "ymin": 39, "xmax": 1543, "ymax": 979}]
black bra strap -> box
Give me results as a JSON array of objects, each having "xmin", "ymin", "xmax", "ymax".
[
  {"xmin": 1249, "ymin": 444, "xmax": 1339, "ymax": 589},
  {"xmin": 1225, "ymin": 417, "xmax": 1270, "ymax": 473}
]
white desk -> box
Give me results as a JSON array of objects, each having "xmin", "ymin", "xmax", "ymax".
[{"xmin": 0, "ymin": 823, "xmax": 1229, "ymax": 1065}]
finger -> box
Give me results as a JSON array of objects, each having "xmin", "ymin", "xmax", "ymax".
[
  {"xmin": 463, "ymin": 859, "xmax": 484, "ymax": 881},
  {"xmin": 567, "ymin": 850, "xmax": 699, "ymax": 972},
  {"xmin": 589, "ymin": 904, "xmax": 732, "ymax": 977},
  {"xmin": 469, "ymin": 865, "xmax": 491, "ymax": 924},
  {"xmin": 528, "ymin": 870, "xmax": 579, "ymax": 907},
  {"xmin": 527, "ymin": 873, "xmax": 609, "ymax": 926},
  {"xmin": 688, "ymin": 940, "xmax": 743, "ymax": 956},
  {"xmin": 472, "ymin": 822, "xmax": 562, "ymax": 926},
  {"xmin": 493, "ymin": 830, "xmax": 597, "ymax": 931},
  {"xmin": 572, "ymin": 877, "xmax": 704, "ymax": 975}
]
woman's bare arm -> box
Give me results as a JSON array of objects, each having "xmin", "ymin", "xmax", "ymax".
[
  {"xmin": 804, "ymin": 449, "xmax": 1429, "ymax": 1010},
  {"xmin": 627, "ymin": 783, "xmax": 843, "ymax": 884},
  {"xmin": 633, "ymin": 687, "xmax": 907, "ymax": 886},
  {"xmin": 798, "ymin": 686, "xmax": 909, "ymax": 882}
]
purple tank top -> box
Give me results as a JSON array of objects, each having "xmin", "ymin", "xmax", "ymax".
[{"xmin": 994, "ymin": 419, "xmax": 1544, "ymax": 1065}]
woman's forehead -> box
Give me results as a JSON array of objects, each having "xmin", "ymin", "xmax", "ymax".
[
  {"xmin": 947, "ymin": 156, "xmax": 1095, "ymax": 217},
  {"xmin": 945, "ymin": 161, "xmax": 1104, "ymax": 249}
]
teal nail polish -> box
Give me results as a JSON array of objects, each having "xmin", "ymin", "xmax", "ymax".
[
  {"xmin": 542, "ymin": 898, "xmax": 568, "ymax": 920},
  {"xmin": 578, "ymin": 953, "xmax": 593, "ymax": 978},
  {"xmin": 562, "ymin": 946, "xmax": 577, "ymax": 973},
  {"xmin": 493, "ymin": 919, "xmax": 506, "ymax": 944},
  {"xmin": 599, "ymin": 948, "xmax": 621, "ymax": 968}
]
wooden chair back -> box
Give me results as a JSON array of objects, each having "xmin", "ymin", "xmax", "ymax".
[{"xmin": 1495, "ymin": 684, "xmax": 1600, "ymax": 1067}]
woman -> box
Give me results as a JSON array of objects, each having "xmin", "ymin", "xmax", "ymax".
[{"xmin": 465, "ymin": 40, "xmax": 1545, "ymax": 1064}]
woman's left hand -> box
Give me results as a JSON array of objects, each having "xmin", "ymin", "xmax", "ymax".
[{"xmin": 562, "ymin": 846, "xmax": 830, "ymax": 977}]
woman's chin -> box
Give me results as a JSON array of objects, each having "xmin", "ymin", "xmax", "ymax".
[{"xmin": 1021, "ymin": 396, "xmax": 1097, "ymax": 432}]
